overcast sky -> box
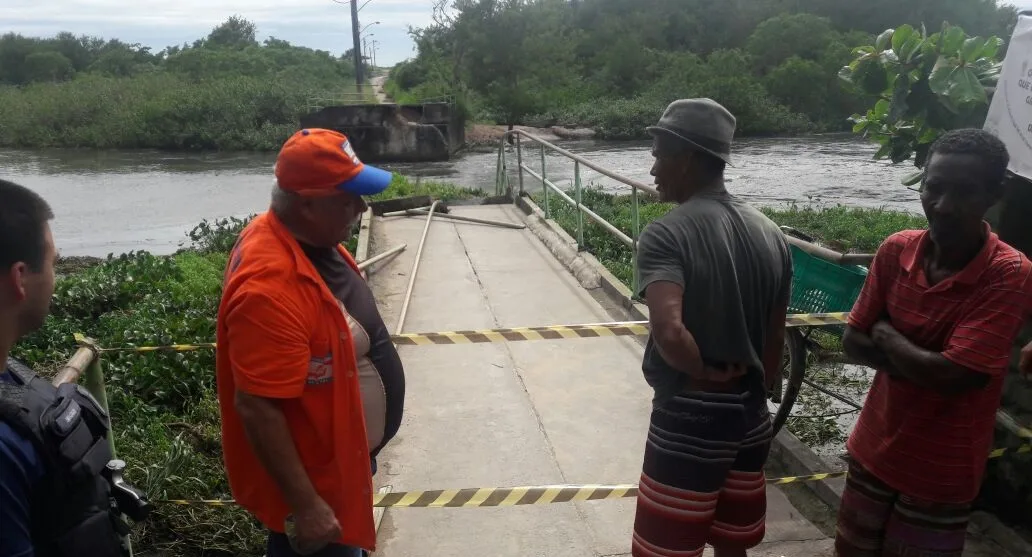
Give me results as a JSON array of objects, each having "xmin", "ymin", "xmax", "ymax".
[
  {"xmin": 4, "ymin": 1, "xmax": 1032, "ymax": 68},
  {"xmin": 1, "ymin": 0, "xmax": 437, "ymax": 66}
]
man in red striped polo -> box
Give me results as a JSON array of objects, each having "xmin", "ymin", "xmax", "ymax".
[{"xmin": 834, "ymin": 128, "xmax": 1032, "ymax": 557}]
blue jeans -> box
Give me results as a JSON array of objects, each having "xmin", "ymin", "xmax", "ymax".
[{"xmin": 266, "ymin": 533, "xmax": 363, "ymax": 557}]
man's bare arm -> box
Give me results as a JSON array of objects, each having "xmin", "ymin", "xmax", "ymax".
[
  {"xmin": 645, "ymin": 281, "xmax": 704, "ymax": 378},
  {"xmin": 235, "ymin": 391, "xmax": 321, "ymax": 511},
  {"xmin": 842, "ymin": 325, "xmax": 900, "ymax": 375},
  {"xmin": 871, "ymin": 321, "xmax": 989, "ymax": 394}
]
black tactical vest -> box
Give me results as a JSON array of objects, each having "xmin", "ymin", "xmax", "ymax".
[{"xmin": 0, "ymin": 358, "xmax": 124, "ymax": 557}]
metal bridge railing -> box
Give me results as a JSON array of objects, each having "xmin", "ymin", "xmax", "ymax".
[
  {"xmin": 305, "ymin": 93, "xmax": 376, "ymax": 112},
  {"xmin": 493, "ymin": 130, "xmax": 877, "ymax": 295},
  {"xmin": 494, "ymin": 130, "xmax": 657, "ymax": 294},
  {"xmin": 412, "ymin": 95, "xmax": 456, "ymax": 104}
]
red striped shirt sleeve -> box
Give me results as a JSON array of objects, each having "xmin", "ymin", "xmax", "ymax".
[
  {"xmin": 942, "ymin": 259, "xmax": 1032, "ymax": 376},
  {"xmin": 847, "ymin": 236, "xmax": 901, "ymax": 332}
]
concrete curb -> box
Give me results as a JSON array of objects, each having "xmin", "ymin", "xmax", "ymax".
[
  {"xmin": 513, "ymin": 196, "xmax": 650, "ymax": 320},
  {"xmin": 513, "ymin": 195, "xmax": 601, "ymax": 290},
  {"xmin": 355, "ymin": 207, "xmax": 374, "ymax": 278}
]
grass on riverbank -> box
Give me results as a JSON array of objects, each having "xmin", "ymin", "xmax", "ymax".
[
  {"xmin": 12, "ymin": 174, "xmax": 483, "ymax": 556},
  {"xmin": 532, "ymin": 187, "xmax": 926, "ymax": 287}
]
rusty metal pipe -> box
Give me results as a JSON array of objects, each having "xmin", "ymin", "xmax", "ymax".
[
  {"xmin": 996, "ymin": 409, "xmax": 1032, "ymax": 441},
  {"xmin": 395, "ymin": 200, "xmax": 440, "ymax": 334},
  {"xmin": 783, "ymin": 234, "xmax": 875, "ymax": 266},
  {"xmin": 382, "ymin": 206, "xmax": 433, "ymax": 217},
  {"xmin": 401, "ymin": 209, "xmax": 526, "ymax": 230},
  {"xmin": 357, "ymin": 243, "xmax": 407, "ymax": 271}
]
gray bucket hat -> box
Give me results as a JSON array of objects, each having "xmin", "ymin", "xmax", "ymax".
[{"xmin": 646, "ymin": 98, "xmax": 736, "ymax": 165}]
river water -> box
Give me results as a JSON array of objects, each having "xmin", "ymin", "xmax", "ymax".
[{"xmin": 1, "ymin": 135, "xmax": 921, "ymax": 257}]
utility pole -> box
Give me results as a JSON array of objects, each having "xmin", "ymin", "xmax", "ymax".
[{"xmin": 351, "ymin": 0, "xmax": 363, "ymax": 92}]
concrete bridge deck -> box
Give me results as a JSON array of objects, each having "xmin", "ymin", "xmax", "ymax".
[{"xmin": 364, "ymin": 204, "xmax": 1015, "ymax": 557}]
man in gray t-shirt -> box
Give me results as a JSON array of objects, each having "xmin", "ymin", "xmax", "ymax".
[{"xmin": 630, "ymin": 99, "xmax": 792, "ymax": 557}]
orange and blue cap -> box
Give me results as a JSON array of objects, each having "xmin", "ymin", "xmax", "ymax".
[{"xmin": 274, "ymin": 128, "xmax": 392, "ymax": 196}]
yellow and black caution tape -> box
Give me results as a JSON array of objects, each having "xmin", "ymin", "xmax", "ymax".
[
  {"xmin": 371, "ymin": 484, "xmax": 638, "ymax": 508},
  {"xmin": 162, "ymin": 498, "xmax": 237, "ymax": 507},
  {"xmin": 786, "ymin": 312, "xmax": 850, "ymax": 328},
  {"xmin": 156, "ymin": 484, "xmax": 651, "ymax": 509},
  {"xmin": 768, "ymin": 471, "xmax": 847, "ymax": 485},
  {"xmin": 153, "ymin": 474, "xmax": 847, "ymax": 508},
  {"xmin": 989, "ymin": 444, "xmax": 1032, "ymax": 459},
  {"xmin": 155, "ymin": 444, "xmax": 1031, "ymax": 508},
  {"xmin": 392, "ymin": 323, "xmax": 649, "ymax": 346},
  {"xmin": 75, "ymin": 313, "xmax": 849, "ymax": 353}
]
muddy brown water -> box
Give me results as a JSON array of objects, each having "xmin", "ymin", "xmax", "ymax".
[{"xmin": 1, "ymin": 135, "xmax": 920, "ymax": 257}]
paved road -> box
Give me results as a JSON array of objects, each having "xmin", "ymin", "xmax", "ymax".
[
  {"xmin": 371, "ymin": 74, "xmax": 390, "ymax": 103},
  {"xmin": 365, "ymin": 205, "xmax": 828, "ymax": 556}
]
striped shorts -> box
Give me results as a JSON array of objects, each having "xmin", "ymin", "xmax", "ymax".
[
  {"xmin": 632, "ymin": 389, "xmax": 773, "ymax": 557},
  {"xmin": 834, "ymin": 458, "xmax": 971, "ymax": 557}
]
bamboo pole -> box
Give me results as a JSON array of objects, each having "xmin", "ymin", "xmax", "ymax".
[
  {"xmin": 400, "ymin": 209, "xmax": 526, "ymax": 230},
  {"xmin": 395, "ymin": 201, "xmax": 440, "ymax": 334},
  {"xmin": 357, "ymin": 244, "xmax": 407, "ymax": 271},
  {"xmin": 382, "ymin": 206, "xmax": 433, "ymax": 217},
  {"xmin": 783, "ymin": 234, "xmax": 875, "ymax": 266},
  {"xmin": 52, "ymin": 345, "xmax": 97, "ymax": 386}
]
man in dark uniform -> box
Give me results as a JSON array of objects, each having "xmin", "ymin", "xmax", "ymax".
[{"xmin": 1, "ymin": 179, "xmax": 128, "ymax": 557}]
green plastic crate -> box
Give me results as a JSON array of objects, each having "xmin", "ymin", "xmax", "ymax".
[{"xmin": 788, "ymin": 244, "xmax": 869, "ymax": 318}]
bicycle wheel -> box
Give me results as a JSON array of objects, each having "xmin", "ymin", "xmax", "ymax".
[{"xmin": 770, "ymin": 327, "xmax": 807, "ymax": 435}]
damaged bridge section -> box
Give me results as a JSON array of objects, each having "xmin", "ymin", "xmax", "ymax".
[{"xmin": 300, "ymin": 102, "xmax": 465, "ymax": 162}]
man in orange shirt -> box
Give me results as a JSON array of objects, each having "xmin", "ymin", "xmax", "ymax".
[{"xmin": 216, "ymin": 128, "xmax": 402, "ymax": 557}]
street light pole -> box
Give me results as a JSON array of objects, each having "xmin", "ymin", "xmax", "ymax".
[
  {"xmin": 366, "ymin": 34, "xmax": 375, "ymax": 70},
  {"xmin": 350, "ymin": 0, "xmax": 363, "ymax": 91}
]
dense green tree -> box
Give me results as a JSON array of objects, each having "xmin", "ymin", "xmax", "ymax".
[
  {"xmin": 389, "ymin": 0, "xmax": 1019, "ymax": 138},
  {"xmin": 0, "ymin": 16, "xmax": 355, "ymax": 88},
  {"xmin": 0, "ymin": 17, "xmax": 365, "ymax": 151},
  {"xmin": 766, "ymin": 57, "xmax": 828, "ymax": 114},
  {"xmin": 205, "ymin": 15, "xmax": 258, "ymax": 49},
  {"xmin": 746, "ymin": 14, "xmax": 838, "ymax": 73},
  {"xmin": 23, "ymin": 51, "xmax": 74, "ymax": 83},
  {"xmin": 0, "ymin": 33, "xmax": 40, "ymax": 84}
]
